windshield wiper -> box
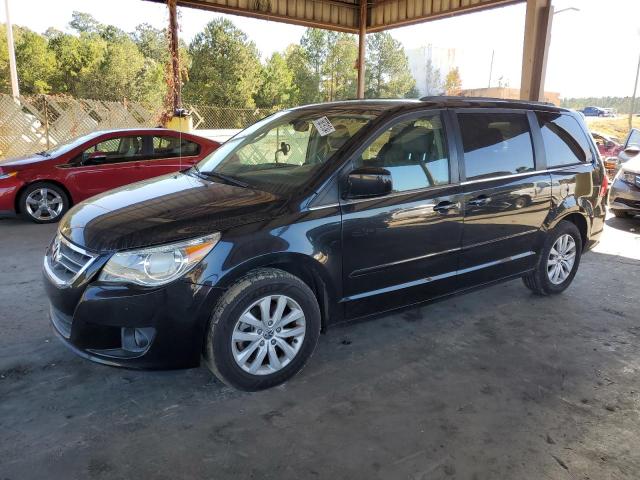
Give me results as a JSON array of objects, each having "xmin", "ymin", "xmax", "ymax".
[
  {"xmin": 36, "ymin": 151, "xmax": 51, "ymax": 157},
  {"xmin": 195, "ymin": 168, "xmax": 250, "ymax": 188}
]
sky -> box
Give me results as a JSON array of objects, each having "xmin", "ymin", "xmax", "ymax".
[{"xmin": 1, "ymin": 0, "xmax": 639, "ymax": 98}]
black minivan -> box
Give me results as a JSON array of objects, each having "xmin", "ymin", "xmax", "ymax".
[{"xmin": 43, "ymin": 97, "xmax": 607, "ymax": 391}]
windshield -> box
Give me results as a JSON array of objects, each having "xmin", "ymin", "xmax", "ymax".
[
  {"xmin": 40, "ymin": 131, "xmax": 103, "ymax": 157},
  {"xmin": 196, "ymin": 108, "xmax": 380, "ymax": 195}
]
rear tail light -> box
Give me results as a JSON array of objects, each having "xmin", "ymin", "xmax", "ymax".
[{"xmin": 599, "ymin": 173, "xmax": 608, "ymax": 198}]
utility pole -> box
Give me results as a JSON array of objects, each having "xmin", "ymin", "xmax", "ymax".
[
  {"xmin": 167, "ymin": 0, "xmax": 181, "ymax": 112},
  {"xmin": 630, "ymin": 47, "xmax": 640, "ymax": 131},
  {"xmin": 356, "ymin": 0, "xmax": 367, "ymax": 99},
  {"xmin": 488, "ymin": 50, "xmax": 494, "ymax": 88},
  {"xmin": 4, "ymin": 0, "xmax": 19, "ymax": 99}
]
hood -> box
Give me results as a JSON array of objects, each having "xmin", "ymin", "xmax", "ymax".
[
  {"xmin": 59, "ymin": 171, "xmax": 285, "ymax": 252},
  {"xmin": 0, "ymin": 153, "xmax": 55, "ymax": 169}
]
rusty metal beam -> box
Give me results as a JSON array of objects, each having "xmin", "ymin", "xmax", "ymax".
[
  {"xmin": 519, "ymin": 0, "xmax": 552, "ymax": 101},
  {"xmin": 167, "ymin": 0, "xmax": 182, "ymax": 110},
  {"xmin": 356, "ymin": 0, "xmax": 367, "ymax": 98}
]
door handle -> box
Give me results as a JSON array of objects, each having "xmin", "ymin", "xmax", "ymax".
[
  {"xmin": 467, "ymin": 195, "xmax": 491, "ymax": 207},
  {"xmin": 433, "ymin": 201, "xmax": 460, "ymax": 214}
]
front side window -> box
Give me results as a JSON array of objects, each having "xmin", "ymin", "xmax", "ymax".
[
  {"xmin": 458, "ymin": 112, "xmax": 535, "ymax": 181},
  {"xmin": 537, "ymin": 112, "xmax": 591, "ymax": 166},
  {"xmin": 152, "ymin": 136, "xmax": 200, "ymax": 159},
  {"xmin": 80, "ymin": 136, "xmax": 145, "ymax": 165},
  {"xmin": 197, "ymin": 108, "xmax": 381, "ymax": 195},
  {"xmin": 355, "ymin": 113, "xmax": 450, "ymax": 192}
]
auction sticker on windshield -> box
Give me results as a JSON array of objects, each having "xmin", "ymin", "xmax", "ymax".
[{"xmin": 312, "ymin": 116, "xmax": 336, "ymax": 136}]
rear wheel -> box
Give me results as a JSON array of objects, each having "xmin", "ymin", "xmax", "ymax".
[
  {"xmin": 204, "ymin": 268, "xmax": 321, "ymax": 391},
  {"xmin": 19, "ymin": 182, "xmax": 69, "ymax": 224},
  {"xmin": 522, "ymin": 221, "xmax": 582, "ymax": 295}
]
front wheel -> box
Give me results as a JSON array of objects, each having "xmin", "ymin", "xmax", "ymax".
[
  {"xmin": 204, "ymin": 268, "xmax": 321, "ymax": 391},
  {"xmin": 522, "ymin": 221, "xmax": 582, "ymax": 295},
  {"xmin": 19, "ymin": 182, "xmax": 69, "ymax": 223}
]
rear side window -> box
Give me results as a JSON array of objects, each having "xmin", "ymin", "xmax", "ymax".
[
  {"xmin": 537, "ymin": 112, "xmax": 591, "ymax": 166},
  {"xmin": 458, "ymin": 112, "xmax": 535, "ymax": 181},
  {"xmin": 152, "ymin": 136, "xmax": 200, "ymax": 158}
]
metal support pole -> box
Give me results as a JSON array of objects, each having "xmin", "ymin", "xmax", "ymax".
[
  {"xmin": 4, "ymin": 0, "xmax": 19, "ymax": 99},
  {"xmin": 520, "ymin": 0, "xmax": 552, "ymax": 101},
  {"xmin": 167, "ymin": 0, "xmax": 181, "ymax": 111},
  {"xmin": 356, "ymin": 0, "xmax": 367, "ymax": 99},
  {"xmin": 629, "ymin": 50, "xmax": 640, "ymax": 131}
]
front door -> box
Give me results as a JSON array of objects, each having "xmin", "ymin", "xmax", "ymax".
[
  {"xmin": 65, "ymin": 135, "xmax": 149, "ymax": 201},
  {"xmin": 341, "ymin": 111, "xmax": 464, "ymax": 319},
  {"xmin": 454, "ymin": 110, "xmax": 551, "ymax": 288}
]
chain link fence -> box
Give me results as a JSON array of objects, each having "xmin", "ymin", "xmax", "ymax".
[{"xmin": 0, "ymin": 94, "xmax": 276, "ymax": 160}]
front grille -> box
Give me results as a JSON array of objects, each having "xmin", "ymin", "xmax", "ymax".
[{"xmin": 45, "ymin": 234, "xmax": 97, "ymax": 286}]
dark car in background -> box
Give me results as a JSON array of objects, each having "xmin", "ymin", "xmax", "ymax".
[
  {"xmin": 0, "ymin": 129, "xmax": 220, "ymax": 223},
  {"xmin": 43, "ymin": 98, "xmax": 607, "ymax": 391},
  {"xmin": 582, "ymin": 106, "xmax": 613, "ymax": 117}
]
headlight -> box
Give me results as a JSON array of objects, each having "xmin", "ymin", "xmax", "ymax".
[
  {"xmin": 622, "ymin": 171, "xmax": 639, "ymax": 187},
  {"xmin": 0, "ymin": 171, "xmax": 17, "ymax": 180},
  {"xmin": 99, "ymin": 233, "xmax": 220, "ymax": 286}
]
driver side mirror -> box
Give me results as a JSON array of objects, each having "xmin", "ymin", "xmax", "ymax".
[{"xmin": 345, "ymin": 166, "xmax": 392, "ymax": 199}]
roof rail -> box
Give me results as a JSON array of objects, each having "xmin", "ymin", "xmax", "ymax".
[{"xmin": 419, "ymin": 95, "xmax": 555, "ymax": 107}]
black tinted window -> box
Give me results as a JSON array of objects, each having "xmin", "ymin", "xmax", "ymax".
[
  {"xmin": 356, "ymin": 113, "xmax": 450, "ymax": 192},
  {"xmin": 152, "ymin": 136, "xmax": 200, "ymax": 158},
  {"xmin": 458, "ymin": 112, "xmax": 534, "ymax": 181},
  {"xmin": 537, "ymin": 113, "xmax": 590, "ymax": 166}
]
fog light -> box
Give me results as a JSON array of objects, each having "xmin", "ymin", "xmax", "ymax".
[{"xmin": 121, "ymin": 327, "xmax": 155, "ymax": 352}]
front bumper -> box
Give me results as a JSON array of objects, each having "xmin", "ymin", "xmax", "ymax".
[
  {"xmin": 43, "ymin": 240, "xmax": 223, "ymax": 369},
  {"xmin": 0, "ymin": 176, "xmax": 22, "ymax": 213},
  {"xmin": 609, "ymin": 177, "xmax": 640, "ymax": 214}
]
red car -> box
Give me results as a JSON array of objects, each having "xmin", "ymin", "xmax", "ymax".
[
  {"xmin": 0, "ymin": 129, "xmax": 220, "ymax": 223},
  {"xmin": 591, "ymin": 131, "xmax": 623, "ymax": 158}
]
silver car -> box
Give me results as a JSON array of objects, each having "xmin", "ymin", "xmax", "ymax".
[{"xmin": 609, "ymin": 155, "xmax": 640, "ymax": 218}]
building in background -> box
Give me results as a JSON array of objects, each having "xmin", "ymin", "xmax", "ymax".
[{"xmin": 406, "ymin": 45, "xmax": 459, "ymax": 97}]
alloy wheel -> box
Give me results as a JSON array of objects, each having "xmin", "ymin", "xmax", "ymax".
[
  {"xmin": 25, "ymin": 188, "xmax": 64, "ymax": 221},
  {"xmin": 547, "ymin": 234, "xmax": 576, "ymax": 285},
  {"xmin": 231, "ymin": 295, "xmax": 306, "ymax": 375}
]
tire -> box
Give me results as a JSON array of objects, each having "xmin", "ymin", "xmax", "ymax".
[
  {"xmin": 611, "ymin": 209, "xmax": 630, "ymax": 218},
  {"xmin": 522, "ymin": 220, "xmax": 582, "ymax": 296},
  {"xmin": 19, "ymin": 182, "xmax": 69, "ymax": 224},
  {"xmin": 204, "ymin": 268, "xmax": 321, "ymax": 391}
]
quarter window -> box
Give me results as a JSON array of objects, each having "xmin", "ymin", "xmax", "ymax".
[
  {"xmin": 355, "ymin": 113, "xmax": 450, "ymax": 192},
  {"xmin": 152, "ymin": 136, "xmax": 200, "ymax": 158},
  {"xmin": 458, "ymin": 112, "xmax": 535, "ymax": 181},
  {"xmin": 537, "ymin": 112, "xmax": 591, "ymax": 166}
]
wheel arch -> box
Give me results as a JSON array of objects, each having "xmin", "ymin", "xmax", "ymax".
[
  {"xmin": 549, "ymin": 211, "xmax": 589, "ymax": 251},
  {"xmin": 215, "ymin": 253, "xmax": 341, "ymax": 332},
  {"xmin": 15, "ymin": 179, "xmax": 73, "ymax": 214}
]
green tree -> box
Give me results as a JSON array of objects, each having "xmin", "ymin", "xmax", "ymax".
[
  {"xmin": 424, "ymin": 58, "xmax": 444, "ymax": 96},
  {"xmin": 300, "ymin": 28, "xmax": 328, "ymax": 95},
  {"xmin": 132, "ymin": 23, "xmax": 168, "ymax": 64},
  {"xmin": 183, "ymin": 18, "xmax": 261, "ymax": 108},
  {"xmin": 9, "ymin": 26, "xmax": 56, "ymax": 94},
  {"xmin": 284, "ymin": 44, "xmax": 318, "ymax": 105},
  {"xmin": 69, "ymin": 11, "xmax": 101, "ymax": 34},
  {"xmin": 322, "ymin": 32, "xmax": 357, "ymax": 101},
  {"xmin": 255, "ymin": 52, "xmax": 297, "ymax": 109},
  {"xmin": 444, "ymin": 67, "xmax": 462, "ymax": 96},
  {"xmin": 365, "ymin": 32, "xmax": 415, "ymax": 99}
]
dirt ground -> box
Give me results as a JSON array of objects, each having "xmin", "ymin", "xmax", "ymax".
[{"xmin": 1, "ymin": 213, "xmax": 639, "ymax": 480}]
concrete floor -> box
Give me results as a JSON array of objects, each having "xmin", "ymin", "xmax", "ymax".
[{"xmin": 1, "ymin": 214, "xmax": 639, "ymax": 480}]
